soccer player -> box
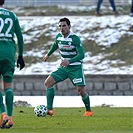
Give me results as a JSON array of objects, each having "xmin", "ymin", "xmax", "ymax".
[
  {"xmin": 43, "ymin": 17, "xmax": 92, "ymax": 117},
  {"xmin": 0, "ymin": 0, "xmax": 25, "ymax": 128},
  {"xmin": 96, "ymin": 0, "xmax": 119, "ymax": 16}
]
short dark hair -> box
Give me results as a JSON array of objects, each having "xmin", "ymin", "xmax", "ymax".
[
  {"xmin": 58, "ymin": 17, "xmax": 70, "ymax": 26},
  {"xmin": 0, "ymin": 0, "xmax": 5, "ymax": 5}
]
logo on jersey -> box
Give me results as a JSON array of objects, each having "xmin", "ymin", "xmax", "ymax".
[
  {"xmin": 73, "ymin": 78, "xmax": 82, "ymax": 84},
  {"xmin": 63, "ymin": 45, "xmax": 70, "ymax": 49},
  {"xmin": 63, "ymin": 42, "xmax": 71, "ymax": 49},
  {"xmin": 68, "ymin": 42, "xmax": 71, "ymax": 45}
]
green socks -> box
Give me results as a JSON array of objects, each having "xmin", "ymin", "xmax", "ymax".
[
  {"xmin": 0, "ymin": 92, "xmax": 6, "ymax": 113},
  {"xmin": 4, "ymin": 88, "xmax": 14, "ymax": 116},
  {"xmin": 46, "ymin": 87, "xmax": 55, "ymax": 110},
  {"xmin": 46, "ymin": 88, "xmax": 90, "ymax": 111},
  {"xmin": 82, "ymin": 93, "xmax": 91, "ymax": 111}
]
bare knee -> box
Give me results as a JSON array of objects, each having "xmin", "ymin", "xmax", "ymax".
[
  {"xmin": 2, "ymin": 81, "xmax": 12, "ymax": 90},
  {"xmin": 44, "ymin": 80, "xmax": 47, "ymax": 87},
  {"xmin": 44, "ymin": 80, "xmax": 50, "ymax": 88},
  {"xmin": 44, "ymin": 76, "xmax": 55, "ymax": 88},
  {"xmin": 77, "ymin": 86, "xmax": 86, "ymax": 96}
]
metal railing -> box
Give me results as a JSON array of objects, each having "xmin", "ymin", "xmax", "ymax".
[{"xmin": 4, "ymin": 0, "xmax": 130, "ymax": 7}]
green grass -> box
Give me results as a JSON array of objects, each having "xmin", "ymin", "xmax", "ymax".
[{"xmin": 1, "ymin": 107, "xmax": 133, "ymax": 133}]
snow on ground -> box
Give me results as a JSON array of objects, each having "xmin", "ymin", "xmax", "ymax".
[
  {"xmin": 12, "ymin": 96, "xmax": 133, "ymax": 108},
  {"xmin": 14, "ymin": 15, "xmax": 133, "ymax": 75},
  {"xmin": 5, "ymin": 7, "xmax": 132, "ymax": 109},
  {"xmin": 11, "ymin": 16, "xmax": 133, "ymax": 108}
]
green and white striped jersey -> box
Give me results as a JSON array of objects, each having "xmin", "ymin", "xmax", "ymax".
[
  {"xmin": 0, "ymin": 7, "xmax": 24, "ymax": 61},
  {"xmin": 48, "ymin": 31, "xmax": 84, "ymax": 66}
]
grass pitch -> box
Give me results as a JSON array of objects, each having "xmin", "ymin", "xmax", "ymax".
[{"xmin": 1, "ymin": 107, "xmax": 133, "ymax": 133}]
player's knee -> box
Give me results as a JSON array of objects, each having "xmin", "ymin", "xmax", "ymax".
[
  {"xmin": 77, "ymin": 86, "xmax": 86, "ymax": 96},
  {"xmin": 44, "ymin": 80, "xmax": 48, "ymax": 87},
  {"xmin": 44, "ymin": 80, "xmax": 53, "ymax": 88}
]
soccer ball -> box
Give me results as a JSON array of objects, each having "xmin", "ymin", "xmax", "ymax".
[{"xmin": 34, "ymin": 105, "xmax": 48, "ymax": 117}]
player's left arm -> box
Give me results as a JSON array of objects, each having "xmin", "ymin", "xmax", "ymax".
[
  {"xmin": 14, "ymin": 16, "xmax": 25, "ymax": 70},
  {"xmin": 14, "ymin": 17, "xmax": 24, "ymax": 56},
  {"xmin": 69, "ymin": 36, "xmax": 85, "ymax": 64}
]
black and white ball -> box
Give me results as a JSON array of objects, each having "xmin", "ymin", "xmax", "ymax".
[{"xmin": 34, "ymin": 105, "xmax": 48, "ymax": 117}]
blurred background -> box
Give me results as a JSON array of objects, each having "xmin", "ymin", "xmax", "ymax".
[
  {"xmin": 1, "ymin": 0, "xmax": 133, "ymax": 97},
  {"xmin": 4, "ymin": 0, "xmax": 130, "ymax": 7}
]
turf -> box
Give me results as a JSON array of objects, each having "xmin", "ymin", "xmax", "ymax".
[{"xmin": 1, "ymin": 107, "xmax": 133, "ymax": 133}]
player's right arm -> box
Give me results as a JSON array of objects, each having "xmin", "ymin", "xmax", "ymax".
[
  {"xmin": 43, "ymin": 54, "xmax": 49, "ymax": 61},
  {"xmin": 43, "ymin": 35, "xmax": 58, "ymax": 62},
  {"xmin": 43, "ymin": 42, "xmax": 58, "ymax": 62},
  {"xmin": 47, "ymin": 41, "xmax": 58, "ymax": 56}
]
